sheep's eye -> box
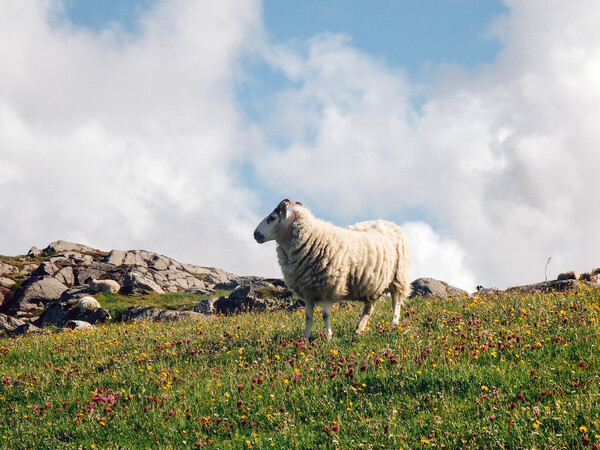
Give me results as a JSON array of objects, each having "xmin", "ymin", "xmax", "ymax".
[{"xmin": 266, "ymin": 215, "xmax": 276, "ymax": 224}]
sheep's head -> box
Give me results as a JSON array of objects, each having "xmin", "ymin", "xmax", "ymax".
[{"xmin": 254, "ymin": 199, "xmax": 302, "ymax": 244}]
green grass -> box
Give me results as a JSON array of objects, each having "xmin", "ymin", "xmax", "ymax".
[
  {"xmin": 1, "ymin": 288, "xmax": 600, "ymax": 448},
  {"xmin": 95, "ymin": 291, "xmax": 231, "ymax": 319}
]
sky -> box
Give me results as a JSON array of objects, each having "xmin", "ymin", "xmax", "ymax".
[{"xmin": 1, "ymin": 0, "xmax": 599, "ymax": 292}]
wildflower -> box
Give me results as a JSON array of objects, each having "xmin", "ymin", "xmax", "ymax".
[
  {"xmin": 580, "ymin": 426, "xmax": 588, "ymax": 433},
  {"xmin": 481, "ymin": 385, "xmax": 489, "ymax": 391}
]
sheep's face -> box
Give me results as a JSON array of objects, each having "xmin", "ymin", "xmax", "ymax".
[{"xmin": 254, "ymin": 199, "xmax": 291, "ymax": 244}]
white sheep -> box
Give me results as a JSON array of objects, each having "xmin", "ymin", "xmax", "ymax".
[
  {"xmin": 254, "ymin": 199, "xmax": 410, "ymax": 339},
  {"xmin": 77, "ymin": 296, "xmax": 101, "ymax": 312},
  {"xmin": 89, "ymin": 278, "xmax": 120, "ymax": 294}
]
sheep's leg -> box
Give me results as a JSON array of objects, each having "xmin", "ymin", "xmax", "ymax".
[
  {"xmin": 303, "ymin": 299, "xmax": 315, "ymax": 339},
  {"xmin": 322, "ymin": 300, "xmax": 334, "ymax": 339},
  {"xmin": 391, "ymin": 291, "xmax": 404, "ymax": 327},
  {"xmin": 356, "ymin": 302, "xmax": 375, "ymax": 334}
]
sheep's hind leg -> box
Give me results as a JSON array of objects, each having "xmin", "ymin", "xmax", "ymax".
[
  {"xmin": 322, "ymin": 300, "xmax": 334, "ymax": 339},
  {"xmin": 390, "ymin": 290, "xmax": 405, "ymax": 327},
  {"xmin": 303, "ymin": 299, "xmax": 315, "ymax": 339},
  {"xmin": 356, "ymin": 302, "xmax": 375, "ymax": 334}
]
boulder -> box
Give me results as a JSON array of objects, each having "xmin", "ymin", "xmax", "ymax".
[
  {"xmin": 27, "ymin": 246, "xmax": 42, "ymax": 257},
  {"xmin": 43, "ymin": 240, "xmax": 98, "ymax": 255},
  {"xmin": 55, "ymin": 266, "xmax": 76, "ymax": 285},
  {"xmin": 121, "ymin": 271, "xmax": 165, "ymax": 295},
  {"xmin": 35, "ymin": 302, "xmax": 111, "ymax": 328},
  {"xmin": 12, "ymin": 322, "xmax": 49, "ymax": 336},
  {"xmin": 31, "ymin": 261, "xmax": 59, "ymax": 278},
  {"xmin": 557, "ymin": 270, "xmax": 581, "ymax": 281},
  {"xmin": 507, "ymin": 279, "xmax": 580, "ymax": 295},
  {"xmin": 118, "ymin": 306, "xmax": 203, "ymax": 323},
  {"xmin": 409, "ymin": 278, "xmax": 470, "ymax": 300},
  {"xmin": 79, "ymin": 307, "xmax": 111, "ymax": 325},
  {"xmin": 190, "ymin": 297, "xmax": 219, "ymax": 315},
  {"xmin": 1, "ymin": 276, "xmax": 68, "ymax": 317},
  {"xmin": 103, "ymin": 249, "xmax": 126, "ymax": 266},
  {"xmin": 0, "ymin": 277, "xmax": 15, "ymax": 288},
  {"xmin": 0, "ymin": 313, "xmax": 27, "ymax": 333},
  {"xmin": 75, "ymin": 262, "xmax": 116, "ymax": 285},
  {"xmin": 0, "ymin": 262, "xmax": 18, "ymax": 275}
]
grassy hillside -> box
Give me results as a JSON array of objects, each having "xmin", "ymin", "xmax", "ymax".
[{"xmin": 1, "ymin": 288, "xmax": 599, "ymax": 448}]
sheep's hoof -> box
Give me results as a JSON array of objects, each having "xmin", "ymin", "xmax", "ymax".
[
  {"xmin": 355, "ymin": 328, "xmax": 364, "ymax": 335},
  {"xmin": 390, "ymin": 321, "xmax": 399, "ymax": 328}
]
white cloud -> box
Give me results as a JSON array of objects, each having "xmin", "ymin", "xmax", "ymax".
[
  {"xmin": 0, "ymin": 0, "xmax": 279, "ymax": 276},
  {"xmin": 402, "ymin": 222, "xmax": 476, "ymax": 291},
  {"xmin": 254, "ymin": 1, "xmax": 600, "ymax": 289}
]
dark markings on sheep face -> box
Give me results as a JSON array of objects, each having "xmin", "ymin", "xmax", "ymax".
[{"xmin": 253, "ymin": 230, "xmax": 266, "ymax": 243}]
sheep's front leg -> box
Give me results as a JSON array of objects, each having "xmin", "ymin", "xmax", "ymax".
[
  {"xmin": 322, "ymin": 300, "xmax": 334, "ymax": 339},
  {"xmin": 303, "ymin": 299, "xmax": 315, "ymax": 339},
  {"xmin": 391, "ymin": 291, "xmax": 404, "ymax": 327},
  {"xmin": 356, "ymin": 302, "xmax": 375, "ymax": 334}
]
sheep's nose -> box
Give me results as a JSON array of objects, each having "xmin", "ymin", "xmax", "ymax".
[{"xmin": 254, "ymin": 230, "xmax": 265, "ymax": 243}]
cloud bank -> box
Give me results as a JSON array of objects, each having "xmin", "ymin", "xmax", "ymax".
[
  {"xmin": 1, "ymin": 1, "xmax": 599, "ymax": 291},
  {"xmin": 254, "ymin": 1, "xmax": 600, "ymax": 289}
]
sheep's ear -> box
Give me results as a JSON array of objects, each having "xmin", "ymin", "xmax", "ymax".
[{"xmin": 276, "ymin": 199, "xmax": 290, "ymax": 217}]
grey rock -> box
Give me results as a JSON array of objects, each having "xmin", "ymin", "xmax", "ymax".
[
  {"xmin": 0, "ymin": 313, "xmax": 27, "ymax": 333},
  {"xmin": 190, "ymin": 297, "xmax": 218, "ymax": 315},
  {"xmin": 0, "ymin": 277, "xmax": 15, "ymax": 288},
  {"xmin": 27, "ymin": 246, "xmax": 42, "ymax": 257},
  {"xmin": 103, "ymin": 249, "xmax": 126, "ymax": 266},
  {"xmin": 121, "ymin": 271, "xmax": 165, "ymax": 294},
  {"xmin": 0, "ymin": 262, "xmax": 18, "ymax": 275},
  {"xmin": 12, "ymin": 322, "xmax": 49, "ymax": 336},
  {"xmin": 48, "ymin": 252, "xmax": 93, "ymax": 266},
  {"xmin": 122, "ymin": 251, "xmax": 150, "ymax": 267},
  {"xmin": 35, "ymin": 302, "xmax": 111, "ymax": 328},
  {"xmin": 155, "ymin": 310, "xmax": 204, "ymax": 322},
  {"xmin": 80, "ymin": 307, "xmax": 111, "ymax": 325},
  {"xmin": 507, "ymin": 279, "xmax": 580, "ymax": 295},
  {"xmin": 34, "ymin": 303, "xmax": 70, "ymax": 328},
  {"xmin": 148, "ymin": 255, "xmax": 170, "ymax": 271},
  {"xmin": 75, "ymin": 262, "xmax": 115, "ymax": 285},
  {"xmin": 118, "ymin": 306, "xmax": 203, "ymax": 323},
  {"xmin": 59, "ymin": 286, "xmax": 93, "ymax": 302},
  {"xmin": 31, "ymin": 261, "xmax": 59, "ymax": 277},
  {"xmin": 44, "ymin": 240, "xmax": 97, "ymax": 255},
  {"xmin": 2, "ymin": 276, "xmax": 68, "ymax": 317},
  {"xmin": 55, "ymin": 266, "xmax": 76, "ymax": 285},
  {"xmin": 410, "ymin": 278, "xmax": 470, "ymax": 300},
  {"xmin": 557, "ymin": 270, "xmax": 580, "ymax": 281},
  {"xmin": 118, "ymin": 306, "xmax": 162, "ymax": 322}
]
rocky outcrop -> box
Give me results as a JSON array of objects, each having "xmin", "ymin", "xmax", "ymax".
[
  {"xmin": 34, "ymin": 302, "xmax": 111, "ymax": 329},
  {"xmin": 0, "ymin": 313, "xmax": 27, "ymax": 333},
  {"xmin": 0, "ymin": 240, "xmax": 260, "ymax": 319},
  {"xmin": 3, "ymin": 276, "xmax": 68, "ymax": 318},
  {"xmin": 506, "ymin": 279, "xmax": 581, "ymax": 295},
  {"xmin": 409, "ymin": 277, "xmax": 470, "ymax": 300},
  {"xmin": 118, "ymin": 306, "xmax": 205, "ymax": 323}
]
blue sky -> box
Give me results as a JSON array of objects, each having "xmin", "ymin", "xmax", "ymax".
[
  {"xmin": 2, "ymin": 1, "xmax": 599, "ymax": 290},
  {"xmin": 66, "ymin": 0, "xmax": 506, "ymax": 75}
]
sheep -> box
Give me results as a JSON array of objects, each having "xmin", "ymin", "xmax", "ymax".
[
  {"xmin": 254, "ymin": 199, "xmax": 410, "ymax": 339},
  {"xmin": 77, "ymin": 296, "xmax": 101, "ymax": 312},
  {"xmin": 89, "ymin": 278, "xmax": 120, "ymax": 294}
]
